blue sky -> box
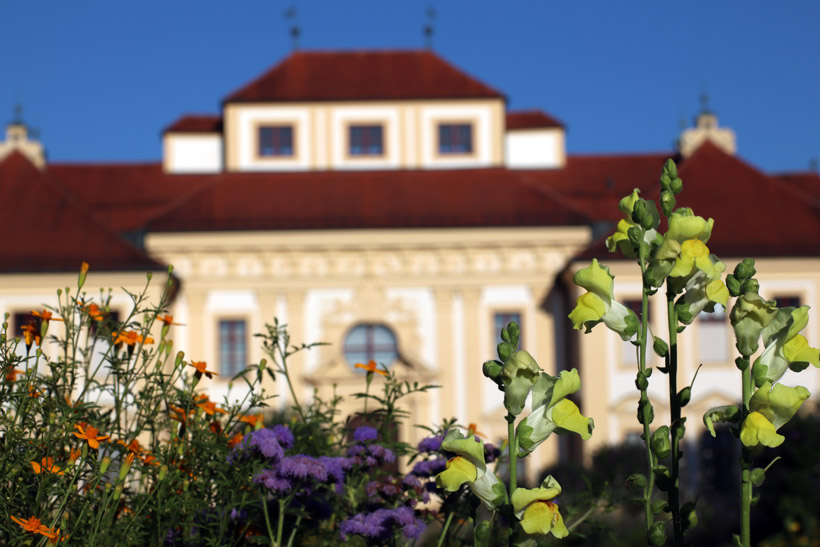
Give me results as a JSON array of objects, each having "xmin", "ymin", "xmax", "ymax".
[{"xmin": 3, "ymin": 1, "xmax": 818, "ymax": 173}]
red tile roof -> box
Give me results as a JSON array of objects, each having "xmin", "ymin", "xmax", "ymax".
[
  {"xmin": 47, "ymin": 163, "xmax": 210, "ymax": 232},
  {"xmin": 144, "ymin": 168, "xmax": 591, "ymax": 232},
  {"xmin": 163, "ymin": 115, "xmax": 223, "ymax": 134},
  {"xmin": 223, "ymin": 50, "xmax": 505, "ymax": 103},
  {"xmin": 573, "ymin": 142, "xmax": 820, "ymax": 262},
  {"xmin": 0, "ymin": 152, "xmax": 164, "ymax": 273},
  {"xmin": 506, "ymin": 110, "xmax": 565, "ymax": 130}
]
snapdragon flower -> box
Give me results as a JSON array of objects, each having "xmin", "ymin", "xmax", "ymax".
[
  {"xmin": 754, "ymin": 305, "xmax": 820, "ymax": 383},
  {"xmin": 740, "ymin": 381, "xmax": 810, "ymax": 448},
  {"xmin": 512, "ymin": 475, "xmax": 568, "ymax": 538},
  {"xmin": 435, "ymin": 429, "xmax": 507, "ymax": 510},
  {"xmin": 569, "ymin": 259, "xmax": 639, "ymax": 341},
  {"xmin": 516, "ymin": 369, "xmax": 593, "ymax": 457}
]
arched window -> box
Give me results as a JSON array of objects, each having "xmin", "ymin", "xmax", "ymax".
[{"xmin": 344, "ymin": 324, "xmax": 398, "ymax": 369}]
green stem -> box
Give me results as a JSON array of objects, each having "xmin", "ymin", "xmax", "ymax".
[
  {"xmin": 666, "ymin": 287, "xmax": 683, "ymax": 546},
  {"xmin": 276, "ymin": 499, "xmax": 286, "ymax": 547},
  {"xmin": 638, "ymin": 264, "xmax": 657, "ymax": 540},
  {"xmin": 506, "ymin": 413, "xmax": 517, "ymax": 546},
  {"xmin": 739, "ymin": 355, "xmax": 752, "ymax": 547},
  {"xmin": 436, "ymin": 512, "xmax": 455, "ymax": 547},
  {"xmin": 261, "ymin": 493, "xmax": 276, "ymax": 547}
]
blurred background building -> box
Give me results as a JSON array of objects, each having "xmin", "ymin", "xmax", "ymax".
[{"xmin": 2, "ymin": 49, "xmax": 819, "ymax": 477}]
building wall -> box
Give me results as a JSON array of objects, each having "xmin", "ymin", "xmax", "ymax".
[
  {"xmin": 146, "ymin": 225, "xmax": 591, "ymax": 473},
  {"xmin": 223, "ymin": 99, "xmax": 505, "ymax": 172}
]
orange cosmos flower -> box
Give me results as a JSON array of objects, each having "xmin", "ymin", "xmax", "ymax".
[
  {"xmin": 169, "ymin": 404, "xmax": 191, "ymax": 423},
  {"xmin": 84, "ymin": 303, "xmax": 105, "ymax": 322},
  {"xmin": 466, "ymin": 423, "xmax": 486, "ymax": 438},
  {"xmin": 9, "ymin": 516, "xmax": 58, "ymax": 539},
  {"xmin": 355, "ymin": 360, "xmax": 388, "ymax": 376},
  {"xmin": 29, "ymin": 386, "xmax": 42, "ymax": 398},
  {"xmin": 68, "ymin": 447, "xmax": 82, "ymax": 464},
  {"xmin": 227, "ymin": 432, "xmax": 244, "ymax": 448},
  {"xmin": 189, "ymin": 361, "xmax": 218, "ymax": 379},
  {"xmin": 31, "ymin": 309, "xmax": 63, "ymax": 323},
  {"xmin": 31, "ymin": 457, "xmax": 64, "ymax": 475},
  {"xmin": 158, "ymin": 314, "xmax": 184, "ymax": 326},
  {"xmin": 196, "ymin": 399, "xmax": 227, "ymax": 416},
  {"xmin": 239, "ymin": 413, "xmax": 264, "ymax": 427},
  {"xmin": 73, "ymin": 423, "xmax": 110, "ymax": 450},
  {"xmin": 113, "ymin": 330, "xmax": 154, "ymax": 346},
  {"xmin": 20, "ymin": 324, "xmax": 40, "ymax": 347},
  {"xmin": 5, "ymin": 368, "xmax": 23, "ymax": 382}
]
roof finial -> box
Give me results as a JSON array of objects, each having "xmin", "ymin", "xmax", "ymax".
[
  {"xmin": 699, "ymin": 89, "xmax": 712, "ymax": 115},
  {"xmin": 423, "ymin": 6, "xmax": 436, "ymax": 49},
  {"xmin": 284, "ymin": 6, "xmax": 300, "ymax": 51},
  {"xmin": 11, "ymin": 103, "xmax": 23, "ymax": 125}
]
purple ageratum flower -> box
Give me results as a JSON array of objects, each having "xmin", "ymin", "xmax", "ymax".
[
  {"xmin": 278, "ymin": 455, "xmax": 328, "ymax": 482},
  {"xmin": 318, "ymin": 456, "xmax": 352, "ymax": 484},
  {"xmin": 253, "ymin": 469, "xmax": 293, "ymax": 493},
  {"xmin": 340, "ymin": 506, "xmax": 425, "ymax": 542},
  {"xmin": 402, "ymin": 474, "xmax": 422, "ymax": 489},
  {"xmin": 367, "ymin": 444, "xmax": 395, "ymax": 463},
  {"xmin": 484, "ymin": 442, "xmax": 501, "ymax": 463},
  {"xmin": 411, "ymin": 457, "xmax": 446, "ymax": 477},
  {"xmin": 353, "ymin": 425, "xmax": 378, "ymax": 442},
  {"xmin": 231, "ymin": 428, "xmax": 285, "ymax": 462},
  {"xmin": 347, "ymin": 444, "xmax": 366, "ymax": 457},
  {"xmin": 417, "ymin": 434, "xmax": 443, "ymax": 453},
  {"xmin": 272, "ymin": 424, "xmax": 294, "ymax": 449}
]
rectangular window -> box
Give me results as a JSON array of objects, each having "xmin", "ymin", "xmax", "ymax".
[
  {"xmin": 774, "ymin": 295, "xmax": 802, "ymax": 308},
  {"xmin": 493, "ymin": 312, "xmax": 522, "ymax": 350},
  {"xmin": 219, "ymin": 319, "xmax": 247, "ymax": 377},
  {"xmin": 699, "ymin": 305, "xmax": 729, "ymax": 363},
  {"xmin": 258, "ymin": 126, "xmax": 293, "ymax": 157},
  {"xmin": 349, "ymin": 125, "xmax": 383, "ymax": 156},
  {"xmin": 438, "ymin": 123, "xmax": 473, "ymax": 154}
]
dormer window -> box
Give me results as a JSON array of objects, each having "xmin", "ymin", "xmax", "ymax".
[
  {"xmin": 258, "ymin": 125, "xmax": 294, "ymax": 157},
  {"xmin": 438, "ymin": 123, "xmax": 473, "ymax": 154},
  {"xmin": 349, "ymin": 125, "xmax": 383, "ymax": 156}
]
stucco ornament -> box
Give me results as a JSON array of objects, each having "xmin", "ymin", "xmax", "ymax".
[
  {"xmin": 753, "ymin": 306, "xmax": 820, "ymax": 384},
  {"xmin": 512, "ymin": 475, "xmax": 569, "ymax": 538},
  {"xmin": 569, "ymin": 259, "xmax": 639, "ymax": 341},
  {"xmin": 516, "ymin": 369, "xmax": 593, "ymax": 457},
  {"xmin": 740, "ymin": 381, "xmax": 810, "ymax": 448},
  {"xmin": 435, "ymin": 429, "xmax": 507, "ymax": 510}
]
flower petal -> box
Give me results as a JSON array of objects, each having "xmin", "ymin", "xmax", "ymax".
[
  {"xmin": 550, "ymin": 399, "xmax": 593, "ymax": 440},
  {"xmin": 740, "ymin": 411, "xmax": 785, "ymax": 448},
  {"xmin": 435, "ymin": 456, "xmax": 477, "ymax": 492},
  {"xmin": 569, "ymin": 292, "xmax": 606, "ymax": 331}
]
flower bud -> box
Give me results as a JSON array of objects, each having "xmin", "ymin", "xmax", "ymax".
[
  {"xmin": 635, "ymin": 371, "xmax": 649, "ymax": 391},
  {"xmin": 100, "ymin": 457, "xmax": 112, "ymax": 474},
  {"xmin": 497, "ymin": 342, "xmax": 514, "ymax": 363},
  {"xmin": 648, "ymin": 521, "xmax": 667, "ymax": 546},
  {"xmin": 734, "ymin": 258, "xmax": 756, "ymax": 280},
  {"xmin": 664, "ymin": 158, "xmax": 678, "ymax": 179},
  {"xmin": 159, "ymin": 465, "xmax": 168, "ymax": 481},
  {"xmin": 726, "ymin": 275, "xmax": 742, "ymax": 297},
  {"xmin": 659, "ymin": 173, "xmax": 672, "ymax": 190},
  {"xmin": 653, "ymin": 336, "xmax": 669, "ymax": 358},
  {"xmin": 681, "ymin": 501, "xmax": 698, "ymax": 532},
  {"xmin": 678, "ymin": 386, "xmax": 691, "ymax": 407},
  {"xmin": 660, "ymin": 190, "xmax": 676, "ymax": 217},
  {"xmin": 741, "ymin": 278, "xmax": 760, "ymax": 294},
  {"xmin": 626, "ymin": 473, "xmax": 647, "ymax": 488},
  {"xmin": 651, "ymin": 500, "xmax": 668, "ymax": 515},
  {"xmin": 751, "ymin": 468, "xmax": 766, "ymax": 486},
  {"xmin": 650, "ymin": 426, "xmax": 671, "ymax": 459},
  {"xmin": 670, "ymin": 177, "xmax": 683, "ymax": 194}
]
